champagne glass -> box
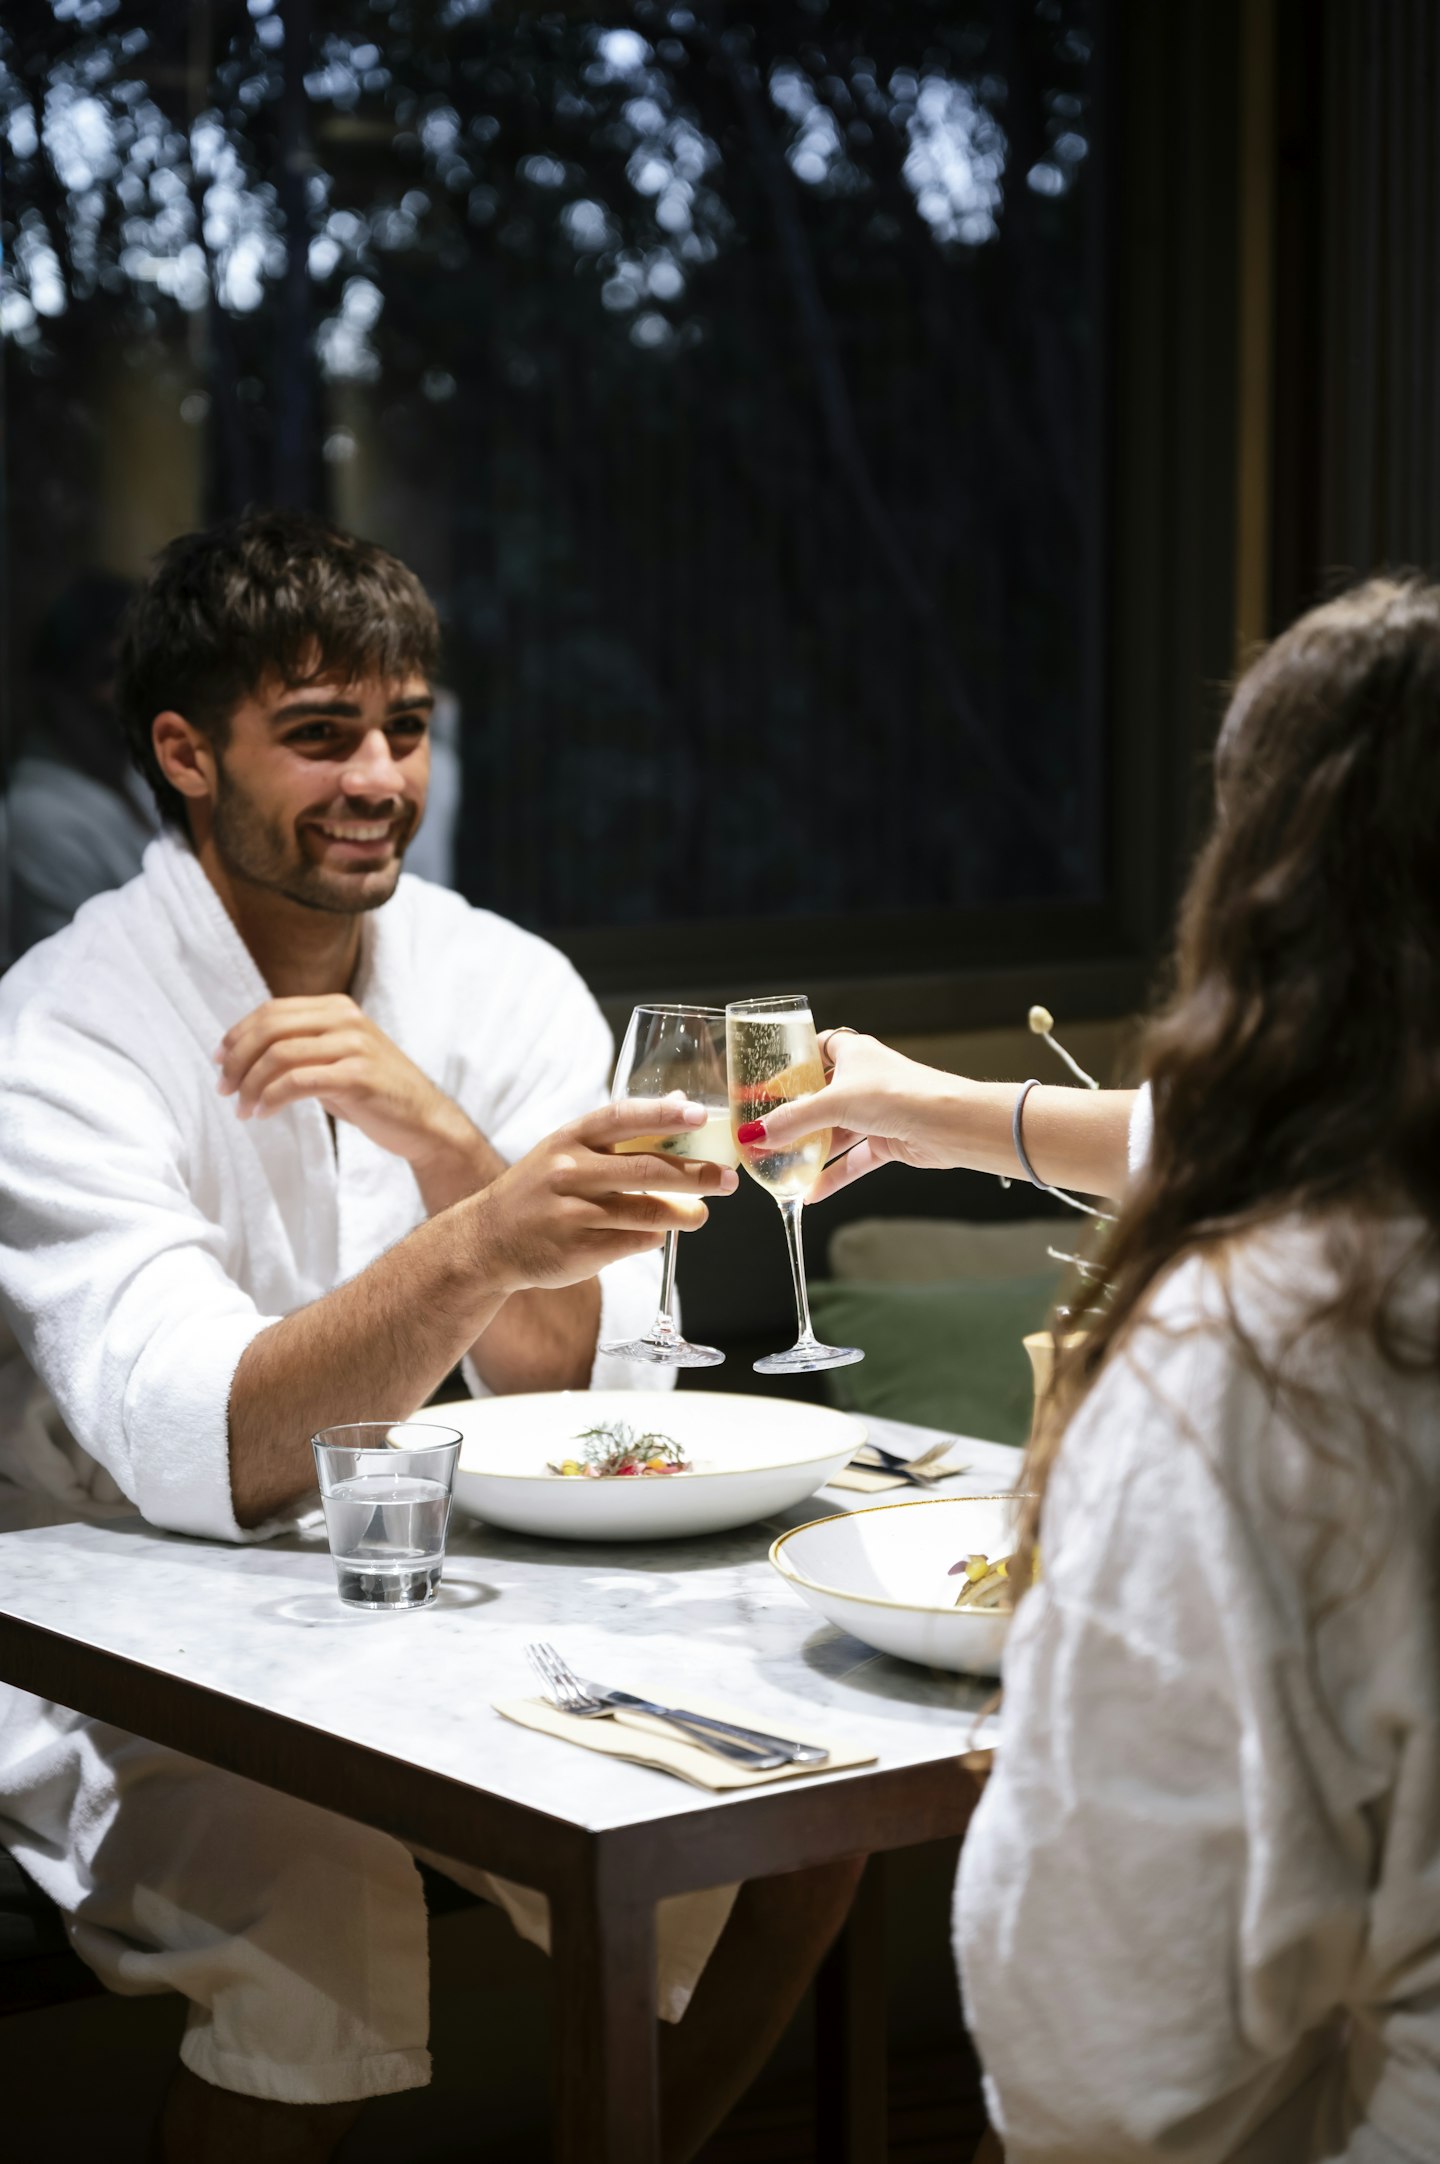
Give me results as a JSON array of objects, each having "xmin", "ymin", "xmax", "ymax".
[
  {"xmin": 726, "ymin": 994, "xmax": 863, "ymax": 1375},
  {"xmin": 598, "ymin": 1004, "xmax": 736, "ymax": 1367}
]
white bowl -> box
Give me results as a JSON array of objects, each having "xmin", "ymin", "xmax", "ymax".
[
  {"xmin": 770, "ymin": 1493, "xmax": 1025, "ymax": 1676},
  {"xmin": 447, "ymin": 1390, "xmax": 865, "ymax": 1542}
]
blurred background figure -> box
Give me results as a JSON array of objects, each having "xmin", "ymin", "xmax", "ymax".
[
  {"xmin": 400, "ymin": 684, "xmax": 461, "ymax": 890},
  {"xmin": 4, "ymin": 572, "xmax": 157, "ymax": 959}
]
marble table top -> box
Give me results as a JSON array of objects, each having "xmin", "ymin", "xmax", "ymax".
[{"xmin": 0, "ymin": 1419, "xmax": 1014, "ymax": 1837}]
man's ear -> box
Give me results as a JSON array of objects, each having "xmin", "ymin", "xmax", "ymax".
[{"xmin": 151, "ymin": 711, "xmax": 217, "ymax": 805}]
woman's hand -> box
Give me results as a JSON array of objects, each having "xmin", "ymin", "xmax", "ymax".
[
  {"xmin": 746, "ymin": 1032, "xmax": 1136, "ymax": 1202},
  {"xmin": 470, "ymin": 1093, "xmax": 739, "ymax": 1292},
  {"xmin": 739, "ymin": 1031, "xmax": 966, "ymax": 1203}
]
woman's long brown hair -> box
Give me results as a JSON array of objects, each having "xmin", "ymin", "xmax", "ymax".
[{"xmin": 1019, "ymin": 576, "xmax": 1440, "ymax": 1587}]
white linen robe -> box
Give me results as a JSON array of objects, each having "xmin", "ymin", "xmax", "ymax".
[
  {"xmin": 0, "ymin": 833, "xmax": 734, "ymax": 2103},
  {"xmin": 956, "ymin": 1218, "xmax": 1440, "ymax": 2163}
]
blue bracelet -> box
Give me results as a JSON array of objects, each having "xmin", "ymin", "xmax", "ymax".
[{"xmin": 1011, "ymin": 1079, "xmax": 1044, "ymax": 1188}]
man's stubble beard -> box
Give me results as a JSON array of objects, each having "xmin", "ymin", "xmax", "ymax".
[{"xmin": 210, "ymin": 761, "xmax": 414, "ymax": 916}]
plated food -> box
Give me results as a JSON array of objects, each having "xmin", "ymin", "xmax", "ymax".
[
  {"xmin": 448, "ymin": 1390, "xmax": 864, "ymax": 1541},
  {"xmin": 548, "ymin": 1423, "xmax": 692, "ymax": 1479},
  {"xmin": 949, "ymin": 1551, "xmax": 1014, "ymax": 1612},
  {"xmin": 769, "ymin": 1493, "xmax": 1027, "ymax": 1677}
]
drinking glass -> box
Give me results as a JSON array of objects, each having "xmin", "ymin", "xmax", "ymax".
[
  {"xmin": 726, "ymin": 994, "xmax": 864, "ymax": 1376},
  {"xmin": 312, "ymin": 1421, "xmax": 462, "ymax": 1610},
  {"xmin": 598, "ymin": 1003, "xmax": 737, "ymax": 1367}
]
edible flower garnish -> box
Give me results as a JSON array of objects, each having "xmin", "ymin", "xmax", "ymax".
[
  {"xmin": 548, "ymin": 1423, "xmax": 692, "ymax": 1479},
  {"xmin": 947, "ymin": 1551, "xmax": 1014, "ymax": 1612}
]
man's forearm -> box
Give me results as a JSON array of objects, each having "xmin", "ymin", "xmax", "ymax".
[
  {"xmin": 410, "ymin": 1110, "xmax": 601, "ymax": 1391},
  {"xmin": 229, "ymin": 1192, "xmax": 506, "ymax": 1527},
  {"xmin": 467, "ymin": 1278, "xmax": 601, "ymax": 1394},
  {"xmin": 226, "ymin": 1092, "xmax": 723, "ymax": 1528}
]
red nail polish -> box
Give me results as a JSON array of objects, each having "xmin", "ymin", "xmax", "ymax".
[{"xmin": 737, "ymin": 1120, "xmax": 767, "ymax": 1145}]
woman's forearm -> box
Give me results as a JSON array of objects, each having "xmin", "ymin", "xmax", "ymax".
[{"xmin": 925, "ymin": 1076, "xmax": 1137, "ymax": 1196}]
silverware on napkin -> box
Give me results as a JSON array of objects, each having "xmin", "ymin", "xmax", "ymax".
[
  {"xmin": 525, "ymin": 1643, "xmax": 829, "ymax": 1769},
  {"xmin": 849, "ymin": 1438, "xmax": 969, "ymax": 1488}
]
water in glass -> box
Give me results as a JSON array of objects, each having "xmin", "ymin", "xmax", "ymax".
[{"xmin": 321, "ymin": 1472, "xmax": 452, "ymax": 1609}]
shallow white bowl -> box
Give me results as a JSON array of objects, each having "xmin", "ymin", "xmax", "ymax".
[
  {"xmin": 769, "ymin": 1493, "xmax": 1024, "ymax": 1676},
  {"xmin": 447, "ymin": 1390, "xmax": 865, "ymax": 1542}
]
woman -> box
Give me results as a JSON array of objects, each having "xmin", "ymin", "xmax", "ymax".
[{"xmin": 755, "ymin": 577, "xmax": 1440, "ymax": 2161}]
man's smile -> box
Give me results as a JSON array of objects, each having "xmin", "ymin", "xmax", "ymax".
[{"xmin": 307, "ymin": 817, "xmax": 403, "ymax": 848}]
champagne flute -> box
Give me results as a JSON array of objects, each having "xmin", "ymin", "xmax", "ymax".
[
  {"xmin": 598, "ymin": 1004, "xmax": 737, "ymax": 1367},
  {"xmin": 726, "ymin": 994, "xmax": 863, "ymax": 1375}
]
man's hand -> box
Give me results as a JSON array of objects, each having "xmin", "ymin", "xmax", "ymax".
[
  {"xmin": 215, "ymin": 996, "xmax": 477, "ymax": 1175},
  {"xmin": 473, "ymin": 1094, "xmax": 738, "ymax": 1295}
]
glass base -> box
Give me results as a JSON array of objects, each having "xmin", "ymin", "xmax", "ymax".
[
  {"xmin": 754, "ymin": 1342, "xmax": 865, "ymax": 1376},
  {"xmin": 333, "ymin": 1559, "xmax": 442, "ymax": 1609},
  {"xmin": 600, "ymin": 1335, "xmax": 725, "ymax": 1368}
]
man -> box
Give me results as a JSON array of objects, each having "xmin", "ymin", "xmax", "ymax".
[{"xmin": 0, "ymin": 512, "xmax": 859, "ymax": 2162}]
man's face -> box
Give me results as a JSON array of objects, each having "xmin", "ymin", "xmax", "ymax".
[{"xmin": 207, "ymin": 672, "xmax": 433, "ymax": 914}]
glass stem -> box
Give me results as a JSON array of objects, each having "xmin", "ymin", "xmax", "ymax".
[
  {"xmin": 778, "ymin": 1198, "xmax": 817, "ymax": 1346},
  {"xmin": 651, "ymin": 1230, "xmax": 680, "ymax": 1341}
]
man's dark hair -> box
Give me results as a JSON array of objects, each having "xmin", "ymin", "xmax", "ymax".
[{"xmin": 116, "ymin": 509, "xmax": 440, "ymax": 828}]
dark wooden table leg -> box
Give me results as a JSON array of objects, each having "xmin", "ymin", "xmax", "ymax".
[
  {"xmin": 815, "ymin": 1852, "xmax": 887, "ymax": 2163},
  {"xmin": 553, "ymin": 1842, "xmax": 659, "ymax": 2164}
]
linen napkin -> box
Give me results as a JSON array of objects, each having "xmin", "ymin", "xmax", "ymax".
[
  {"xmin": 828, "ymin": 1437, "xmax": 970, "ymax": 1493},
  {"xmin": 493, "ymin": 1695, "xmax": 876, "ymax": 1790},
  {"xmin": 828, "ymin": 1461, "xmax": 911, "ymax": 1494}
]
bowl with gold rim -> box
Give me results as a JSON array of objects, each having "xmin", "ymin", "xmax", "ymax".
[
  {"xmin": 447, "ymin": 1390, "xmax": 865, "ymax": 1541},
  {"xmin": 769, "ymin": 1493, "xmax": 1026, "ymax": 1676}
]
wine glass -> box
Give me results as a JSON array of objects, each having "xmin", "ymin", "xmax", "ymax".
[
  {"xmin": 725, "ymin": 994, "xmax": 864, "ymax": 1376},
  {"xmin": 598, "ymin": 1004, "xmax": 736, "ymax": 1367}
]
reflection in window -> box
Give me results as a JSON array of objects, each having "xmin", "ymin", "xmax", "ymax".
[{"xmin": 2, "ymin": 1, "xmax": 1102, "ymax": 956}]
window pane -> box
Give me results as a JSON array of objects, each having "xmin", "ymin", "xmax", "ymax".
[{"xmin": 1, "ymin": 0, "xmax": 1103, "ymax": 963}]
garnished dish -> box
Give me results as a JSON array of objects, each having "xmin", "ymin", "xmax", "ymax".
[
  {"xmin": 451, "ymin": 1390, "xmax": 861, "ymax": 1541},
  {"xmin": 771, "ymin": 1493, "xmax": 1024, "ymax": 1677},
  {"xmin": 948, "ymin": 1551, "xmax": 1015, "ymax": 1612},
  {"xmin": 548, "ymin": 1422, "xmax": 693, "ymax": 1480}
]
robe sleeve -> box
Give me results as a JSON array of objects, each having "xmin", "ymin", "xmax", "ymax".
[
  {"xmin": 0, "ymin": 1053, "xmax": 285, "ymax": 1544},
  {"xmin": 955, "ymin": 1303, "xmax": 1378, "ymax": 2162},
  {"xmin": 1127, "ymin": 1077, "xmax": 1154, "ymax": 1174}
]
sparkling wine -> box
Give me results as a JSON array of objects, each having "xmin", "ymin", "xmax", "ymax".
[
  {"xmin": 727, "ymin": 1009, "xmax": 832, "ymax": 1200},
  {"xmin": 598, "ymin": 1002, "xmax": 730, "ymax": 1368},
  {"xmin": 612, "ymin": 1110, "xmax": 740, "ymax": 1170}
]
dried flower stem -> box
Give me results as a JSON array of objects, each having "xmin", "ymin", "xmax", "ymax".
[
  {"xmin": 1003, "ymin": 1004, "xmax": 1114, "ymax": 1222},
  {"xmin": 1027, "ymin": 1004, "xmax": 1100, "ymax": 1090}
]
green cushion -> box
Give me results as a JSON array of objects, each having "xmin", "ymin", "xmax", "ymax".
[{"xmin": 808, "ymin": 1271, "xmax": 1062, "ymax": 1446}]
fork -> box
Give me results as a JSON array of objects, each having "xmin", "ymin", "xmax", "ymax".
[
  {"xmin": 851, "ymin": 1438, "xmax": 968, "ymax": 1487},
  {"xmin": 525, "ymin": 1643, "xmax": 809, "ymax": 1769}
]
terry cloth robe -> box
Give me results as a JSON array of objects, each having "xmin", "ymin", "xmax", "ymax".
[
  {"xmin": 0, "ymin": 828, "xmax": 668, "ymax": 1541},
  {"xmin": 0, "ymin": 837, "xmax": 732, "ymax": 2095}
]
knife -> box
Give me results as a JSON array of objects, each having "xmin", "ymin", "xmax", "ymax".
[{"xmin": 580, "ymin": 1681, "xmax": 830, "ymax": 1767}]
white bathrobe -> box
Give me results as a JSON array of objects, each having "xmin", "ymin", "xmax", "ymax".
[
  {"xmin": 0, "ymin": 833, "xmax": 737, "ymax": 2105},
  {"xmin": 0, "ymin": 829, "xmax": 667, "ymax": 1540},
  {"xmin": 956, "ymin": 1212, "xmax": 1440, "ymax": 2164}
]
